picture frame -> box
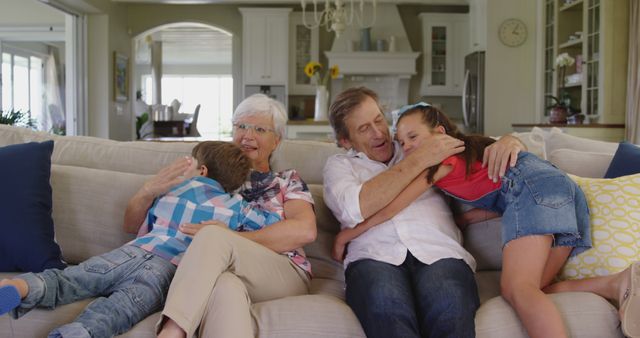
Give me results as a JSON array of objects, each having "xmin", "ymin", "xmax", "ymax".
[
  {"xmin": 289, "ymin": 12, "xmax": 320, "ymax": 95},
  {"xmin": 113, "ymin": 52, "xmax": 129, "ymax": 102}
]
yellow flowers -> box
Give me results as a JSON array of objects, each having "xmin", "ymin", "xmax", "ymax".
[{"xmin": 304, "ymin": 61, "xmax": 340, "ymax": 87}]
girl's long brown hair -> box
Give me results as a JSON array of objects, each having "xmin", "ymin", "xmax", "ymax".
[{"xmin": 398, "ymin": 106, "xmax": 496, "ymax": 183}]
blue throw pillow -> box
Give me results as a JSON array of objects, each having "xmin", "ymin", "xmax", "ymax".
[
  {"xmin": 0, "ymin": 141, "xmax": 66, "ymax": 272},
  {"xmin": 604, "ymin": 142, "xmax": 640, "ymax": 178}
]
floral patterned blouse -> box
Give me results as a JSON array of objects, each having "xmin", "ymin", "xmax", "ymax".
[{"xmin": 240, "ymin": 169, "xmax": 314, "ymax": 275}]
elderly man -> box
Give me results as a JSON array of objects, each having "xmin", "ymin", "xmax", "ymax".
[{"xmin": 323, "ymin": 87, "xmax": 524, "ymax": 338}]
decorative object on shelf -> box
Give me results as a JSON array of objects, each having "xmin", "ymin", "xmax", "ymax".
[
  {"xmin": 300, "ymin": 0, "xmax": 377, "ymax": 37},
  {"xmin": 388, "ymin": 35, "xmax": 396, "ymax": 52},
  {"xmin": 305, "ymin": 61, "xmax": 340, "ymax": 121},
  {"xmin": 360, "ymin": 27, "xmax": 372, "ymax": 51},
  {"xmin": 546, "ymin": 52, "xmax": 576, "ymax": 123},
  {"xmin": 314, "ymin": 85, "xmax": 329, "ymax": 121},
  {"xmin": 498, "ymin": 18, "xmax": 527, "ymax": 47},
  {"xmin": 546, "ymin": 95, "xmax": 569, "ymax": 124}
]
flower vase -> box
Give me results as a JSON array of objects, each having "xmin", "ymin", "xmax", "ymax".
[{"xmin": 314, "ymin": 86, "xmax": 329, "ymax": 121}]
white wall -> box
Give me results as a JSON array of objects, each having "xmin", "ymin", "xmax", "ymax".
[
  {"xmin": 484, "ymin": 0, "xmax": 538, "ymax": 136},
  {"xmin": 87, "ymin": 14, "xmax": 109, "ymax": 139},
  {"xmin": 0, "ymin": 0, "xmax": 64, "ymax": 25}
]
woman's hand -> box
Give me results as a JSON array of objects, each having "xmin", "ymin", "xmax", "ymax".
[
  {"xmin": 482, "ymin": 135, "xmax": 526, "ymax": 182},
  {"xmin": 179, "ymin": 220, "xmax": 228, "ymax": 236},
  {"xmin": 331, "ymin": 231, "xmax": 349, "ymax": 262}
]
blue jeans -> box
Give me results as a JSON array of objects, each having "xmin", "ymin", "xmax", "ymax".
[
  {"xmin": 345, "ymin": 253, "xmax": 479, "ymax": 338},
  {"xmin": 12, "ymin": 245, "xmax": 175, "ymax": 338}
]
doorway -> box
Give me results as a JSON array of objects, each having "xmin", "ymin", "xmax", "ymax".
[{"xmin": 134, "ymin": 23, "xmax": 233, "ymax": 140}]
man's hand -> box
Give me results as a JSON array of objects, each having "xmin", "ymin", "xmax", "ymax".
[
  {"xmin": 407, "ymin": 133, "xmax": 465, "ymax": 170},
  {"xmin": 142, "ymin": 156, "xmax": 193, "ymax": 199},
  {"xmin": 331, "ymin": 231, "xmax": 349, "ymax": 262},
  {"xmin": 482, "ymin": 135, "xmax": 525, "ymax": 182},
  {"xmin": 179, "ymin": 220, "xmax": 228, "ymax": 236}
]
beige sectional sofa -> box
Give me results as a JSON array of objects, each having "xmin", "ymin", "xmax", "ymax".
[{"xmin": 0, "ymin": 125, "xmax": 625, "ymax": 337}]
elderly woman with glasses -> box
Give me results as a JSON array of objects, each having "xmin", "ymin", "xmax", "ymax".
[{"xmin": 124, "ymin": 94, "xmax": 317, "ymax": 338}]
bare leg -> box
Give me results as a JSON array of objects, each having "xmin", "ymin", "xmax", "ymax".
[
  {"xmin": 157, "ymin": 317, "xmax": 187, "ymax": 338},
  {"xmin": 0, "ymin": 279, "xmax": 29, "ymax": 298},
  {"xmin": 501, "ymin": 235, "xmax": 568, "ymax": 338},
  {"xmin": 540, "ymin": 246, "xmax": 572, "ymax": 288},
  {"xmin": 544, "ymin": 267, "xmax": 631, "ymax": 306}
]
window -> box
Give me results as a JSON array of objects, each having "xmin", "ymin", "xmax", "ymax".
[
  {"xmin": 142, "ymin": 75, "xmax": 233, "ymax": 139},
  {"xmin": 1, "ymin": 49, "xmax": 48, "ymax": 131}
]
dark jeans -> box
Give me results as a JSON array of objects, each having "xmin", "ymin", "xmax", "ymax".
[{"xmin": 345, "ymin": 253, "xmax": 479, "ymax": 338}]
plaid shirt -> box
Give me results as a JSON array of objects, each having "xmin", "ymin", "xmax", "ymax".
[{"xmin": 129, "ymin": 176, "xmax": 281, "ymax": 266}]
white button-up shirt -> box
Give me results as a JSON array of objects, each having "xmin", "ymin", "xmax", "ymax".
[{"xmin": 323, "ymin": 141, "xmax": 476, "ymax": 270}]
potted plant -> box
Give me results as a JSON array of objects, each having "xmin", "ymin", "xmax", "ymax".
[
  {"xmin": 0, "ymin": 109, "xmax": 37, "ymax": 129},
  {"xmin": 547, "ymin": 53, "xmax": 575, "ymax": 124},
  {"xmin": 546, "ymin": 95, "xmax": 568, "ymax": 124}
]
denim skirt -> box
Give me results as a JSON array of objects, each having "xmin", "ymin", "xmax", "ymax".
[{"xmin": 450, "ymin": 152, "xmax": 592, "ymax": 256}]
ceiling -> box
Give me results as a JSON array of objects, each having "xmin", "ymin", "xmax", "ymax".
[{"xmin": 113, "ymin": 0, "xmax": 469, "ymax": 4}]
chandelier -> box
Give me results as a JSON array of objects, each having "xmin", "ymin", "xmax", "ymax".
[{"xmin": 301, "ymin": 0, "xmax": 377, "ymax": 38}]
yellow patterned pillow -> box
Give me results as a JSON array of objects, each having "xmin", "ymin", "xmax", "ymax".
[{"xmin": 559, "ymin": 174, "xmax": 640, "ymax": 280}]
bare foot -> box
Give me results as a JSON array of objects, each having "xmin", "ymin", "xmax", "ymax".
[
  {"xmin": 0, "ymin": 279, "xmax": 28, "ymax": 299},
  {"xmin": 157, "ymin": 318, "xmax": 186, "ymax": 338}
]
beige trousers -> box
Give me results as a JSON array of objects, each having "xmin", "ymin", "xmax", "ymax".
[{"xmin": 160, "ymin": 225, "xmax": 310, "ymax": 338}]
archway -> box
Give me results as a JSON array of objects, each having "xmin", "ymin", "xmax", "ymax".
[{"xmin": 133, "ymin": 22, "xmax": 233, "ymax": 140}]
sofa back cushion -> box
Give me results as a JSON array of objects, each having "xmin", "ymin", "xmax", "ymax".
[
  {"xmin": 0, "ymin": 125, "xmax": 195, "ymax": 175},
  {"xmin": 271, "ymin": 140, "xmax": 345, "ymax": 185},
  {"xmin": 51, "ymin": 165, "xmax": 151, "ymax": 264}
]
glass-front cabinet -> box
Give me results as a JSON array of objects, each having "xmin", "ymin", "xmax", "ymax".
[
  {"xmin": 542, "ymin": 0, "xmax": 628, "ymax": 124},
  {"xmin": 419, "ymin": 13, "xmax": 468, "ymax": 96}
]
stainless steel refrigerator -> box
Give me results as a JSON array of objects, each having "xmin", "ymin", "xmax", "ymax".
[{"xmin": 462, "ymin": 51, "xmax": 485, "ymax": 134}]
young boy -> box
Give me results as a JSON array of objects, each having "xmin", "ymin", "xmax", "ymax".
[{"xmin": 0, "ymin": 141, "xmax": 280, "ymax": 338}]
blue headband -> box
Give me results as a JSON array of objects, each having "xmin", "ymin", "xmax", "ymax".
[{"xmin": 391, "ymin": 102, "xmax": 432, "ymax": 134}]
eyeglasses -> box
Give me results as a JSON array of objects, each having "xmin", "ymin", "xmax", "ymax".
[{"xmin": 233, "ymin": 123, "xmax": 275, "ymax": 135}]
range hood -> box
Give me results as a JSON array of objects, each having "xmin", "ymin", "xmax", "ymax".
[{"xmin": 325, "ymin": 4, "xmax": 419, "ymax": 113}]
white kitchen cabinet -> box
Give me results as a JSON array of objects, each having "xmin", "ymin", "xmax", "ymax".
[
  {"xmin": 240, "ymin": 8, "xmax": 291, "ymax": 86},
  {"xmin": 419, "ymin": 13, "xmax": 469, "ymax": 96}
]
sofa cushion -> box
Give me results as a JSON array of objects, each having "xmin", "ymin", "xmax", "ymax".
[
  {"xmin": 543, "ymin": 128, "xmax": 618, "ymax": 158},
  {"xmin": 271, "ymin": 140, "xmax": 344, "ymax": 185},
  {"xmin": 605, "ymin": 142, "xmax": 640, "ymax": 178},
  {"xmin": 560, "ymin": 174, "xmax": 640, "ymax": 280},
  {"xmin": 51, "ymin": 165, "xmax": 150, "ymax": 264},
  {"xmin": 548, "ymin": 148, "xmax": 614, "ymax": 178},
  {"xmin": 0, "ymin": 141, "xmax": 66, "ymax": 272},
  {"xmin": 476, "ymin": 292, "xmax": 621, "ymax": 338},
  {"xmin": 252, "ymin": 294, "xmax": 366, "ymax": 338},
  {"xmin": 0, "ymin": 125, "xmax": 195, "ymax": 175}
]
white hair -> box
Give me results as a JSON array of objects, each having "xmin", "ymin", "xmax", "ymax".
[{"xmin": 232, "ymin": 94, "xmax": 288, "ymax": 139}]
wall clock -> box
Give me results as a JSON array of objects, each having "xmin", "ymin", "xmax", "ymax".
[{"xmin": 498, "ymin": 18, "xmax": 527, "ymax": 47}]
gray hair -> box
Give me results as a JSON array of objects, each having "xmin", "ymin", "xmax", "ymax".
[{"xmin": 232, "ymin": 94, "xmax": 287, "ymax": 139}]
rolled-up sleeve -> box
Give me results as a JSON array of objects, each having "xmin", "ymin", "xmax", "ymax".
[{"xmin": 323, "ymin": 155, "xmax": 364, "ymax": 229}]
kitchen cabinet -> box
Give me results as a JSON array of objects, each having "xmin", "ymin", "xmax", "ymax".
[
  {"xmin": 419, "ymin": 13, "xmax": 469, "ymax": 96},
  {"xmin": 542, "ymin": 0, "xmax": 629, "ymax": 123},
  {"xmin": 240, "ymin": 8, "xmax": 291, "ymax": 86},
  {"xmin": 289, "ymin": 12, "xmax": 319, "ymax": 95}
]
